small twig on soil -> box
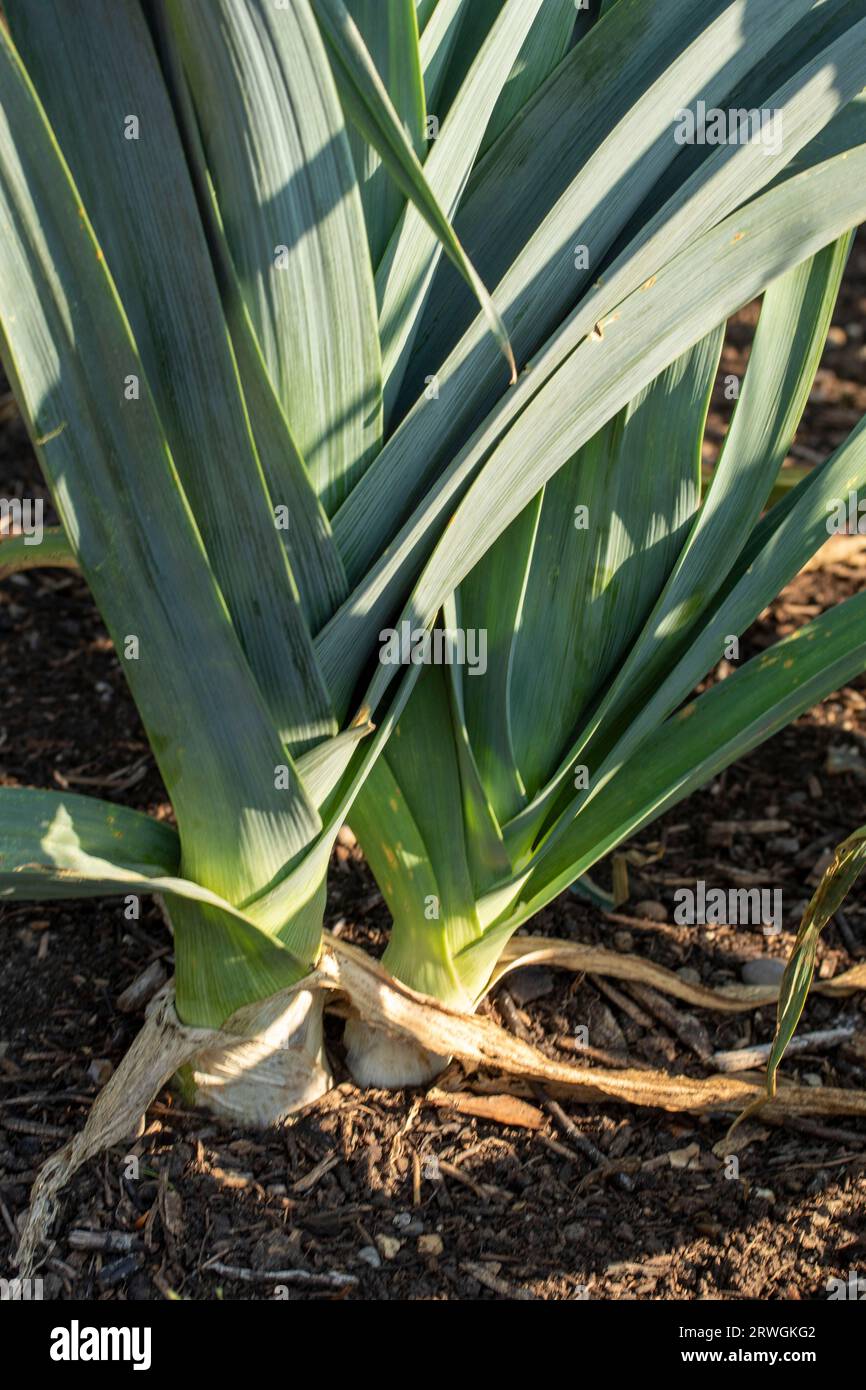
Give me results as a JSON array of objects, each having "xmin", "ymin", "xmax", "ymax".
[
  {"xmin": 461, "ymin": 1260, "xmax": 536, "ymax": 1300},
  {"xmin": 834, "ymin": 909, "xmax": 865, "ymax": 959},
  {"xmin": 98, "ymin": 1255, "xmax": 141, "ymax": 1288},
  {"xmin": 412, "ymin": 1149, "xmax": 422, "ymax": 1207},
  {"xmin": 589, "ymin": 975, "xmax": 655, "ymax": 1029},
  {"xmin": 623, "ymin": 982, "xmax": 713, "ymax": 1062},
  {"xmin": 602, "ymin": 910, "xmax": 683, "ymax": 940},
  {"xmin": 768, "ymin": 1153, "xmax": 866, "ymax": 1172},
  {"xmin": 116, "ymin": 960, "xmax": 168, "ymax": 1014},
  {"xmin": 204, "ymin": 1260, "xmax": 358, "ymax": 1290},
  {"xmin": 147, "ymin": 1101, "xmax": 204, "ymax": 1119},
  {"xmin": 4, "ymin": 1117, "xmax": 69, "ymax": 1139},
  {"xmin": 708, "ymin": 819, "xmax": 791, "ymax": 837},
  {"xmin": 713, "ymin": 1024, "xmax": 857, "ymax": 1073},
  {"xmin": 555, "ymin": 1035, "xmax": 653, "ymax": 1071},
  {"xmin": 762, "ymin": 1114, "xmax": 866, "ymax": 1146},
  {"xmin": 291, "ymin": 1153, "xmax": 339, "ymax": 1195},
  {"xmin": 0, "ymin": 1091, "xmax": 103, "ymax": 1109},
  {"xmin": 436, "ymin": 1159, "xmax": 505, "ymax": 1203},
  {"xmin": 711, "ymin": 860, "xmax": 796, "ymax": 888},
  {"xmin": 495, "ymin": 988, "xmax": 534, "ymax": 1041},
  {"xmin": 539, "ymin": 1133, "xmax": 581, "ymax": 1163},
  {"xmin": 534, "ymin": 1089, "xmax": 634, "ymax": 1192},
  {"xmin": 426, "ymin": 1087, "xmax": 545, "ymax": 1130},
  {"xmin": 68, "ymin": 1229, "xmax": 141, "ymax": 1254}
]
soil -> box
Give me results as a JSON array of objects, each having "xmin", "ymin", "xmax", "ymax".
[{"xmin": 2, "ymin": 250, "xmax": 866, "ymax": 1303}]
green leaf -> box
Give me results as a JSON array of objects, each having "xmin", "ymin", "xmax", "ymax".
[
  {"xmin": 467, "ymin": 586, "xmax": 866, "ymax": 977},
  {"xmin": 416, "ymin": 0, "xmax": 438, "ymax": 35},
  {"xmin": 765, "ymin": 826, "xmax": 866, "ymax": 1099},
  {"xmin": 613, "ymin": 2, "xmax": 866, "ymax": 241},
  {"xmin": 312, "ymin": 0, "xmax": 516, "ymax": 388},
  {"xmin": 295, "ymin": 720, "xmax": 375, "ymax": 814},
  {"xmin": 148, "ymin": 11, "xmax": 350, "ymax": 637},
  {"xmin": 221, "ymin": 275, "xmax": 351, "ymax": 639},
  {"xmin": 0, "ymin": 527, "xmax": 76, "ymax": 580},
  {"xmin": 478, "ymin": 0, "xmax": 576, "ymax": 157},
  {"xmin": 7, "ymin": 0, "xmax": 335, "ymax": 750},
  {"xmin": 169, "ymin": 893, "xmax": 318, "ymax": 1027},
  {"xmin": 0, "ymin": 788, "xmax": 179, "ymax": 901},
  {"xmin": 0, "ymin": 25, "xmax": 320, "ymax": 905},
  {"xmin": 166, "ymin": 0, "xmax": 382, "ymax": 517},
  {"xmin": 419, "ymin": 0, "xmax": 470, "ymax": 113},
  {"xmin": 383, "ymin": 660, "xmax": 479, "ymax": 949},
  {"xmin": 509, "ymin": 234, "xmax": 853, "ymax": 850},
  {"xmin": 346, "ymin": 0, "xmax": 426, "ymax": 268},
  {"xmin": 0, "ymin": 786, "xmax": 318, "ymax": 1027},
  {"xmin": 442, "ymin": 590, "xmax": 512, "ymax": 894},
  {"xmin": 374, "ymin": 0, "xmax": 543, "ymax": 417},
  {"xmin": 341, "ymin": 135, "xmax": 866, "ymax": 731},
  {"xmin": 334, "ymin": 0, "xmax": 817, "ymax": 588},
  {"xmin": 348, "ymin": 675, "xmax": 479, "ymax": 1010},
  {"xmin": 348, "ymin": 756, "xmax": 467, "ymax": 1005},
  {"xmin": 506, "ymin": 327, "xmax": 722, "ymax": 809},
  {"xmin": 456, "ymin": 501, "xmax": 541, "ymax": 826},
  {"xmin": 567, "ymin": 378, "xmax": 866, "ymax": 841},
  {"xmin": 433, "ymin": 1, "xmax": 502, "ymax": 115}
]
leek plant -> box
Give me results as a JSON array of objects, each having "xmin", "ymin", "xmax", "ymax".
[
  {"xmin": 344, "ymin": 2, "xmax": 866, "ymax": 1080},
  {"xmin": 0, "ymin": 0, "xmax": 543, "ymax": 1122},
  {"xmin": 2, "ymin": 0, "xmax": 866, "ymax": 1134},
  {"xmin": 347, "ymin": 224, "xmax": 866, "ymax": 1080}
]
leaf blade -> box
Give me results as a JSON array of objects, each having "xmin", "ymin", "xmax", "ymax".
[
  {"xmin": 167, "ymin": 0, "xmax": 383, "ymax": 516},
  {"xmin": 312, "ymin": 0, "xmax": 516, "ymax": 386},
  {"xmin": 0, "ymin": 26, "xmax": 320, "ymax": 903}
]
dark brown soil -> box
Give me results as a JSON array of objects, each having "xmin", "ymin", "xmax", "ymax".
[{"xmin": 2, "ymin": 253, "xmax": 866, "ymax": 1302}]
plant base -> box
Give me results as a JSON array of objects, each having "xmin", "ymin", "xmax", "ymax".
[
  {"xmin": 182, "ymin": 989, "xmax": 332, "ymax": 1125},
  {"xmin": 343, "ymin": 1015, "xmax": 450, "ymax": 1088}
]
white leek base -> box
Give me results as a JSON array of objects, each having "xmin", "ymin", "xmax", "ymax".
[
  {"xmin": 183, "ymin": 989, "xmax": 332, "ymax": 1125},
  {"xmin": 343, "ymin": 1015, "xmax": 450, "ymax": 1088}
]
